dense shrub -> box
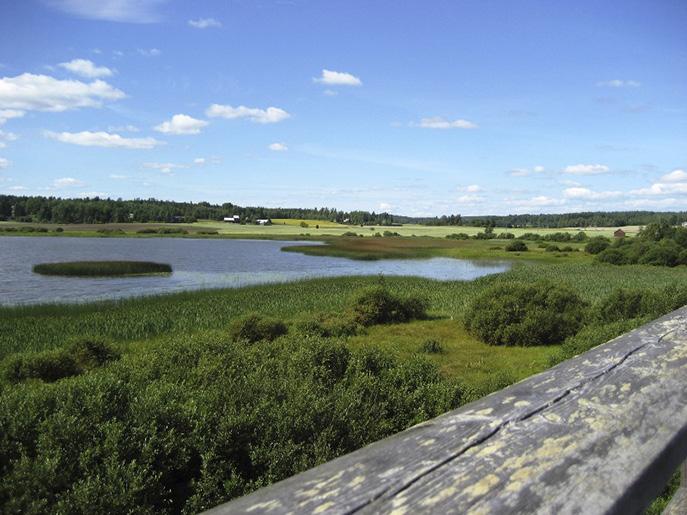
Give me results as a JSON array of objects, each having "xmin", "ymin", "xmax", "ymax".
[
  {"xmin": 544, "ymin": 244, "xmax": 560, "ymax": 252},
  {"xmin": 228, "ymin": 313, "xmax": 288, "ymax": 343},
  {"xmin": 585, "ymin": 237, "xmax": 611, "ymax": 254},
  {"xmin": 497, "ymin": 232, "xmax": 515, "ymax": 239},
  {"xmin": 383, "ymin": 231, "xmax": 401, "ymax": 237},
  {"xmin": 296, "ymin": 312, "xmax": 362, "ymax": 337},
  {"xmin": 638, "ymin": 240, "xmax": 681, "ymax": 267},
  {"xmin": 350, "ymin": 286, "xmax": 428, "ymax": 326},
  {"xmin": 518, "ymin": 232, "xmax": 542, "ymax": 241},
  {"xmin": 597, "ymin": 248, "xmax": 628, "ymax": 265},
  {"xmin": 3, "ymin": 350, "xmax": 80, "ymax": 383},
  {"xmin": 505, "ymin": 241, "xmax": 528, "ymax": 252},
  {"xmin": 445, "ymin": 233, "xmax": 470, "ymax": 240},
  {"xmin": 0, "ymin": 335, "xmax": 463, "ymax": 513},
  {"xmin": 67, "ymin": 338, "xmax": 120, "ymax": 369},
  {"xmin": 464, "ymin": 281, "xmax": 588, "ymax": 346},
  {"xmin": 549, "ymin": 319, "xmax": 641, "ymax": 365}
]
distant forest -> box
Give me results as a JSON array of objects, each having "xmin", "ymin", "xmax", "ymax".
[{"xmin": 0, "ymin": 195, "xmax": 685, "ymax": 228}]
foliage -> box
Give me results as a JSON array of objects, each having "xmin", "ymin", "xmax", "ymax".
[
  {"xmin": 350, "ymin": 286, "xmax": 428, "ymax": 326},
  {"xmin": 464, "ymin": 281, "xmax": 588, "ymax": 346},
  {"xmin": 227, "ymin": 313, "xmax": 288, "ymax": 343},
  {"xmin": 505, "ymin": 241, "xmax": 528, "ymax": 252},
  {"xmin": 585, "ymin": 237, "xmax": 611, "ymax": 254},
  {"xmin": 0, "ymin": 335, "xmax": 462, "ymax": 513},
  {"xmin": 594, "ymin": 223, "xmax": 687, "ymax": 267},
  {"xmin": 420, "ymin": 339, "xmax": 444, "ymax": 354},
  {"xmin": 445, "ymin": 233, "xmax": 470, "ymax": 240},
  {"xmin": 32, "ymin": 261, "xmax": 172, "ymax": 277},
  {"xmin": 296, "ymin": 312, "xmax": 362, "ymax": 338}
]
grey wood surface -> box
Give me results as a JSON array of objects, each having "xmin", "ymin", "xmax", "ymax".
[{"xmin": 204, "ymin": 307, "xmax": 687, "ymax": 515}]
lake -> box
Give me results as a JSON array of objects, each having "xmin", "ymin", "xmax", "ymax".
[{"xmin": 0, "ymin": 237, "xmax": 510, "ymax": 305}]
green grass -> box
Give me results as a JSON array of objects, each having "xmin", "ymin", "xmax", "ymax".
[{"xmin": 32, "ymin": 261, "xmax": 172, "ymax": 277}]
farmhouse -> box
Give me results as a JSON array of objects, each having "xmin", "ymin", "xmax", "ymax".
[
  {"xmin": 256, "ymin": 219, "xmax": 271, "ymax": 225},
  {"xmin": 223, "ymin": 215, "xmax": 240, "ymax": 223},
  {"xmin": 614, "ymin": 228, "xmax": 626, "ymax": 238}
]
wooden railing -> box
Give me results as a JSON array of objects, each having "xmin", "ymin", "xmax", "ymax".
[{"xmin": 205, "ymin": 307, "xmax": 687, "ymax": 514}]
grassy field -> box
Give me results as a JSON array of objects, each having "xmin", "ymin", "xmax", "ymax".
[{"xmin": 0, "ymin": 219, "xmax": 639, "ymax": 239}]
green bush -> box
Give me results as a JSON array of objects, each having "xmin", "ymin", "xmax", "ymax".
[
  {"xmin": 445, "ymin": 233, "xmax": 470, "ymax": 240},
  {"xmin": 505, "ymin": 241, "xmax": 528, "ymax": 252},
  {"xmin": 544, "ymin": 244, "xmax": 560, "ymax": 252},
  {"xmin": 4, "ymin": 350, "xmax": 80, "ymax": 383},
  {"xmin": 296, "ymin": 312, "xmax": 362, "ymax": 338},
  {"xmin": 68, "ymin": 338, "xmax": 120, "ymax": 370},
  {"xmin": 596, "ymin": 289, "xmax": 665, "ymax": 323},
  {"xmin": 350, "ymin": 286, "xmax": 428, "ymax": 326},
  {"xmin": 497, "ymin": 232, "xmax": 515, "ymax": 239},
  {"xmin": 596, "ymin": 248, "xmax": 628, "ymax": 265},
  {"xmin": 585, "ymin": 237, "xmax": 611, "ymax": 254},
  {"xmin": 639, "ymin": 240, "xmax": 681, "ymax": 267},
  {"xmin": 464, "ymin": 281, "xmax": 588, "ymax": 346},
  {"xmin": 228, "ymin": 313, "xmax": 288, "ymax": 343},
  {"xmin": 420, "ymin": 339, "xmax": 444, "ymax": 354}
]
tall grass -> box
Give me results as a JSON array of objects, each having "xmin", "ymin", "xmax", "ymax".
[{"xmin": 32, "ymin": 261, "xmax": 172, "ymax": 277}]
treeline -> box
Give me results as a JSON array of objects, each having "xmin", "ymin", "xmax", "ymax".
[
  {"xmin": 0, "ymin": 195, "xmax": 396, "ymax": 225},
  {"xmin": 463, "ymin": 211, "xmax": 687, "ymax": 228}
]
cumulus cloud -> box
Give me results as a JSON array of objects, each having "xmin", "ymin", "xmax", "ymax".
[
  {"xmin": 154, "ymin": 114, "xmax": 208, "ymax": 135},
  {"xmin": 417, "ymin": 117, "xmax": 477, "ymax": 129},
  {"xmin": 314, "ymin": 69, "xmax": 362, "ymax": 86},
  {"xmin": 533, "ymin": 165, "xmax": 545, "ymax": 173},
  {"xmin": 53, "ymin": 177, "xmax": 84, "ymax": 188},
  {"xmin": 268, "ymin": 142, "xmax": 288, "ymax": 152},
  {"xmin": 507, "ymin": 196, "xmax": 565, "ymax": 208},
  {"xmin": 0, "ymin": 130, "xmax": 17, "ymax": 148},
  {"xmin": 193, "ymin": 157, "xmax": 206, "ymax": 165},
  {"xmin": 660, "ymin": 169, "xmax": 687, "ymax": 183},
  {"xmin": 0, "ymin": 109, "xmax": 25, "ymax": 125},
  {"xmin": 465, "ymin": 184, "xmax": 482, "ymax": 193},
  {"xmin": 206, "ymin": 104, "xmax": 290, "ymax": 124},
  {"xmin": 188, "ymin": 17, "xmax": 221, "ymax": 28},
  {"xmin": 379, "ymin": 202, "xmax": 392, "ymax": 211},
  {"xmin": 457, "ymin": 194, "xmax": 484, "ymax": 204},
  {"xmin": 43, "ymin": 0, "xmax": 167, "ymax": 23},
  {"xmin": 59, "ymin": 59, "xmax": 113, "ymax": 78},
  {"xmin": 45, "ymin": 130, "xmax": 162, "ymax": 149},
  {"xmin": 0, "ymin": 73, "xmax": 125, "ymax": 112},
  {"xmin": 596, "ymin": 79, "xmax": 641, "ymax": 88},
  {"xmin": 107, "ymin": 124, "xmax": 139, "ymax": 132},
  {"xmin": 563, "ymin": 187, "xmax": 622, "ymax": 200},
  {"xmin": 563, "ymin": 163, "xmax": 609, "ymax": 175},
  {"xmin": 630, "ymin": 182, "xmax": 687, "ymax": 196},
  {"xmin": 510, "ymin": 165, "xmax": 545, "ymax": 177},
  {"xmin": 0, "ymin": 157, "xmax": 9, "ymax": 169}
]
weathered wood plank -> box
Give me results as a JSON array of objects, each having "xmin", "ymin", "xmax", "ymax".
[{"xmin": 204, "ymin": 307, "xmax": 687, "ymax": 515}]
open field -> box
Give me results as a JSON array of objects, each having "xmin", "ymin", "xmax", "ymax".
[{"xmin": 0, "ymin": 219, "xmax": 640, "ymax": 239}]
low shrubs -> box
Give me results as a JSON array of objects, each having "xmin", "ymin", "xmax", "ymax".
[
  {"xmin": 585, "ymin": 237, "xmax": 611, "ymax": 254},
  {"xmin": 4, "ymin": 338, "xmax": 119, "ymax": 383},
  {"xmin": 420, "ymin": 339, "xmax": 444, "ymax": 354},
  {"xmin": 445, "ymin": 233, "xmax": 470, "ymax": 240},
  {"xmin": 464, "ymin": 281, "xmax": 588, "ymax": 346},
  {"xmin": 505, "ymin": 241, "xmax": 528, "ymax": 252},
  {"xmin": 296, "ymin": 312, "xmax": 362, "ymax": 337},
  {"xmin": 228, "ymin": 313, "xmax": 288, "ymax": 343},
  {"xmin": 350, "ymin": 286, "xmax": 428, "ymax": 326}
]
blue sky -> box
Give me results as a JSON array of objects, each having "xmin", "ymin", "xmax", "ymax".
[{"xmin": 0, "ymin": 0, "xmax": 685, "ymax": 216}]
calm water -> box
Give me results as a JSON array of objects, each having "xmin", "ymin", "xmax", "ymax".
[{"xmin": 0, "ymin": 237, "xmax": 510, "ymax": 305}]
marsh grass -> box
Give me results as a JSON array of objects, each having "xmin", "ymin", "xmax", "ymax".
[{"xmin": 32, "ymin": 261, "xmax": 172, "ymax": 277}]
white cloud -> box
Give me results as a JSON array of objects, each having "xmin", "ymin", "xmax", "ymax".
[
  {"xmin": 465, "ymin": 184, "xmax": 482, "ymax": 193},
  {"xmin": 630, "ymin": 182, "xmax": 687, "ymax": 196},
  {"xmin": 46, "ymin": 130, "xmax": 162, "ymax": 149},
  {"xmin": 563, "ymin": 187, "xmax": 622, "ymax": 200},
  {"xmin": 206, "ymin": 104, "xmax": 290, "ymax": 124},
  {"xmin": 107, "ymin": 124, "xmax": 139, "ymax": 132},
  {"xmin": 533, "ymin": 165, "xmax": 545, "ymax": 173},
  {"xmin": 59, "ymin": 58, "xmax": 113, "ymax": 78},
  {"xmin": 0, "ymin": 109, "xmax": 25, "ymax": 125},
  {"xmin": 188, "ymin": 17, "xmax": 221, "ymax": 28},
  {"xmin": 0, "ymin": 157, "xmax": 9, "ymax": 169},
  {"xmin": 143, "ymin": 162, "xmax": 187, "ymax": 174},
  {"xmin": 193, "ymin": 157, "xmax": 206, "ymax": 165},
  {"xmin": 507, "ymin": 196, "xmax": 565, "ymax": 208},
  {"xmin": 563, "ymin": 163, "xmax": 610, "ymax": 175},
  {"xmin": 314, "ymin": 69, "xmax": 362, "ymax": 86},
  {"xmin": 109, "ymin": 174, "xmax": 128, "ymax": 179},
  {"xmin": 323, "ymin": 89, "xmax": 338, "ymax": 97},
  {"xmin": 44, "ymin": 0, "xmax": 167, "ymax": 23},
  {"xmin": 8, "ymin": 185, "xmax": 27, "ymax": 191},
  {"xmin": 457, "ymin": 194, "xmax": 484, "ymax": 204},
  {"xmin": 510, "ymin": 168, "xmax": 530, "ymax": 177},
  {"xmin": 0, "ymin": 130, "xmax": 17, "ymax": 148},
  {"xmin": 624, "ymin": 198, "xmax": 682, "ymax": 208},
  {"xmin": 137, "ymin": 48, "xmax": 161, "ymax": 57},
  {"xmin": 268, "ymin": 142, "xmax": 288, "ymax": 152},
  {"xmin": 596, "ymin": 79, "xmax": 641, "ymax": 88},
  {"xmin": 53, "ymin": 177, "xmax": 84, "ymax": 188},
  {"xmin": 0, "ymin": 73, "xmax": 125, "ymax": 112},
  {"xmin": 154, "ymin": 113, "xmax": 208, "ymax": 135},
  {"xmin": 379, "ymin": 202, "xmax": 392, "ymax": 211},
  {"xmin": 660, "ymin": 169, "xmax": 687, "ymax": 183},
  {"xmin": 417, "ymin": 117, "xmax": 477, "ymax": 129}
]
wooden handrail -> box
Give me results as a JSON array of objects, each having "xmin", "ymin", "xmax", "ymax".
[{"xmin": 205, "ymin": 307, "xmax": 687, "ymax": 514}]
